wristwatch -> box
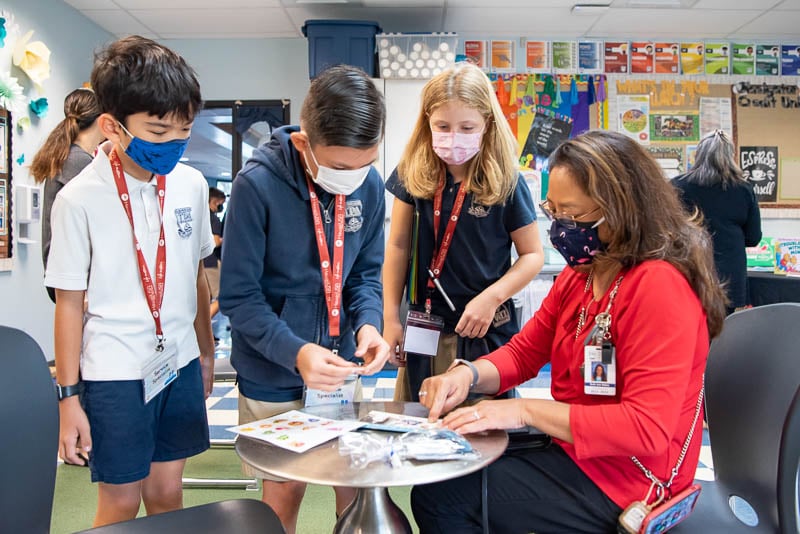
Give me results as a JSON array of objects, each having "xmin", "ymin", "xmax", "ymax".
[
  {"xmin": 450, "ymin": 359, "xmax": 479, "ymax": 391},
  {"xmin": 56, "ymin": 382, "xmax": 81, "ymax": 401}
]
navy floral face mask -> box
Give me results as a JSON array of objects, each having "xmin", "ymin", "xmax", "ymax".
[{"xmin": 549, "ymin": 217, "xmax": 605, "ymax": 267}]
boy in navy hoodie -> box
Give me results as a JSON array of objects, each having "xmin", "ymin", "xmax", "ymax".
[{"xmin": 219, "ymin": 66, "xmax": 390, "ymax": 533}]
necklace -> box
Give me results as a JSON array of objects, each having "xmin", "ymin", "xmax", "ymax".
[{"xmin": 575, "ymin": 270, "xmax": 594, "ymax": 340}]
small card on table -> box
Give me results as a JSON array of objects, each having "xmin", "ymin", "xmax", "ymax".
[{"xmin": 228, "ymin": 410, "xmax": 364, "ymax": 453}]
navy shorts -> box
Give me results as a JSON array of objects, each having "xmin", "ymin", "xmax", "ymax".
[{"xmin": 81, "ymin": 358, "xmax": 210, "ymax": 484}]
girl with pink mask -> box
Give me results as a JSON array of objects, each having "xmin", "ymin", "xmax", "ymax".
[{"xmin": 383, "ymin": 62, "xmax": 545, "ymax": 402}]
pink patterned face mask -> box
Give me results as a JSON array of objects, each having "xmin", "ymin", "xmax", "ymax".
[{"xmin": 431, "ymin": 131, "xmax": 483, "ymax": 165}]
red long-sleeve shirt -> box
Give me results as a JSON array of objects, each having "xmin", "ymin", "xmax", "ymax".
[{"xmin": 484, "ymin": 260, "xmax": 708, "ymax": 508}]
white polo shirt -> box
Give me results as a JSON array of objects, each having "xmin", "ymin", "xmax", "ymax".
[{"xmin": 45, "ymin": 143, "xmax": 214, "ymax": 380}]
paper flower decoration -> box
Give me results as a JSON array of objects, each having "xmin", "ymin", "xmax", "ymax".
[
  {"xmin": 16, "ymin": 115, "xmax": 30, "ymax": 132},
  {"xmin": 29, "ymin": 97, "xmax": 48, "ymax": 118},
  {"xmin": 1, "ymin": 17, "xmax": 8, "ymax": 47},
  {"xmin": 0, "ymin": 70, "xmax": 25, "ymax": 113},
  {"xmin": 12, "ymin": 30, "xmax": 51, "ymax": 89}
]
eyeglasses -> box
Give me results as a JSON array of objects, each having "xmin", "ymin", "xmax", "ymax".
[{"xmin": 539, "ymin": 200, "xmax": 602, "ymax": 230}]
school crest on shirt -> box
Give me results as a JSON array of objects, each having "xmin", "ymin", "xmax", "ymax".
[
  {"xmin": 174, "ymin": 207, "xmax": 193, "ymax": 238},
  {"xmin": 344, "ymin": 200, "xmax": 363, "ymax": 233},
  {"xmin": 467, "ymin": 200, "xmax": 491, "ymax": 218}
]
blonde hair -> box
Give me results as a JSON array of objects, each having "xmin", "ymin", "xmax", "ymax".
[{"xmin": 397, "ymin": 63, "xmax": 518, "ymax": 205}]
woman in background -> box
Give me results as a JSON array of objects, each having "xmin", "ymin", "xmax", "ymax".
[
  {"xmin": 31, "ymin": 87, "xmax": 103, "ymax": 302},
  {"xmin": 673, "ymin": 130, "xmax": 761, "ymax": 314}
]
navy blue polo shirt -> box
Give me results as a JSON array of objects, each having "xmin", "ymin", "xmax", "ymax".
[{"xmin": 386, "ymin": 168, "xmax": 536, "ymax": 329}]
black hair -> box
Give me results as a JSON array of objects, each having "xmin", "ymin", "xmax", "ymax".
[
  {"xmin": 301, "ymin": 65, "xmax": 385, "ymax": 148},
  {"xmin": 209, "ymin": 187, "xmax": 226, "ymax": 201},
  {"xmin": 91, "ymin": 35, "xmax": 202, "ymax": 125}
]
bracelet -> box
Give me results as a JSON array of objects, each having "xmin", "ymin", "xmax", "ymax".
[{"xmin": 450, "ymin": 358, "xmax": 479, "ymax": 391}]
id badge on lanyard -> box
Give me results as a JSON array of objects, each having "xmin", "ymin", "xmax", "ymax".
[
  {"xmin": 142, "ymin": 342, "xmax": 179, "ymax": 404},
  {"xmin": 583, "ymin": 327, "xmax": 617, "ymax": 396},
  {"xmin": 304, "ymin": 374, "xmax": 360, "ymax": 407},
  {"xmin": 403, "ymin": 310, "xmax": 444, "ymax": 357}
]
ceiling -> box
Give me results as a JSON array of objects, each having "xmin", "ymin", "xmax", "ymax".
[{"xmin": 63, "ymin": 0, "xmax": 800, "ymax": 41}]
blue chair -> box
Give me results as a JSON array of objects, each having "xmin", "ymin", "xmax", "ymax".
[
  {"xmin": 0, "ymin": 325, "xmax": 283, "ymax": 534},
  {"xmin": 672, "ymin": 303, "xmax": 800, "ymax": 533}
]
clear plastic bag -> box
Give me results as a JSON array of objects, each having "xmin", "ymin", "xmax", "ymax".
[{"xmin": 338, "ymin": 428, "xmax": 479, "ymax": 469}]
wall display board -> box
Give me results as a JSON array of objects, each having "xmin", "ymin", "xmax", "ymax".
[
  {"xmin": 735, "ymin": 83, "xmax": 800, "ymax": 206},
  {"xmin": 0, "ymin": 107, "xmax": 11, "ymax": 265},
  {"xmin": 616, "ymin": 80, "xmax": 731, "ymax": 178}
]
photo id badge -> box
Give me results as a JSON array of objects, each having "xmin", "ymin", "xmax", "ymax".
[
  {"xmin": 304, "ymin": 374, "xmax": 359, "ymax": 407},
  {"xmin": 142, "ymin": 342, "xmax": 178, "ymax": 404},
  {"xmin": 402, "ymin": 310, "xmax": 444, "ymax": 358},
  {"xmin": 584, "ymin": 344, "xmax": 617, "ymax": 396}
]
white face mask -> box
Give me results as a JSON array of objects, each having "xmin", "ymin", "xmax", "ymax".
[{"xmin": 306, "ymin": 146, "xmax": 371, "ymax": 196}]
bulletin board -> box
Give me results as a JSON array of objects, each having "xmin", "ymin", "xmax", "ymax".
[
  {"xmin": 0, "ymin": 106, "xmax": 12, "ymax": 265},
  {"xmin": 733, "ymin": 83, "xmax": 800, "ymax": 207},
  {"xmin": 615, "ymin": 80, "xmax": 732, "ymax": 179}
]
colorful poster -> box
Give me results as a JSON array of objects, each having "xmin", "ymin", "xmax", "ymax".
[
  {"xmin": 647, "ymin": 146, "xmax": 684, "ymax": 178},
  {"xmin": 756, "ymin": 44, "xmax": 781, "ymax": 75},
  {"xmin": 740, "ymin": 146, "xmax": 778, "ymax": 203},
  {"xmin": 617, "ymin": 95, "xmax": 650, "ymax": 145},
  {"xmin": 780, "ymin": 45, "xmax": 800, "ymax": 76},
  {"xmin": 520, "ymin": 106, "xmax": 574, "ymax": 162},
  {"xmin": 578, "ymin": 41, "xmax": 602, "ymax": 72},
  {"xmin": 699, "ymin": 97, "xmax": 733, "ymax": 139},
  {"xmin": 491, "ymin": 40, "xmax": 515, "ymax": 71},
  {"xmin": 704, "ymin": 43, "xmax": 730, "ymax": 75},
  {"xmin": 526, "ymin": 41, "xmax": 549, "ymax": 71},
  {"xmin": 654, "ymin": 42, "xmax": 680, "ymax": 74},
  {"xmin": 552, "ymin": 41, "xmax": 576, "ymax": 70},
  {"xmin": 630, "ymin": 42, "xmax": 654, "ymax": 73},
  {"xmin": 680, "ymin": 42, "xmax": 704, "ymax": 75},
  {"xmin": 464, "ymin": 40, "xmax": 487, "ymax": 68},
  {"xmin": 650, "ymin": 114, "xmax": 700, "ymax": 142},
  {"xmin": 732, "ymin": 43, "xmax": 755, "ymax": 75},
  {"xmin": 686, "ymin": 145, "xmax": 698, "ymax": 171},
  {"xmin": 604, "ymin": 41, "xmax": 629, "ymax": 73}
]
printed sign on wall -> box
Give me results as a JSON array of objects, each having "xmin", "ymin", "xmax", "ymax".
[{"xmin": 740, "ymin": 146, "xmax": 778, "ymax": 203}]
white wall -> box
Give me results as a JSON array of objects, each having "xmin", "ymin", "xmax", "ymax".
[
  {"xmin": 0, "ymin": 0, "xmax": 111, "ymax": 358},
  {"xmin": 165, "ymin": 38, "xmax": 310, "ymax": 124}
]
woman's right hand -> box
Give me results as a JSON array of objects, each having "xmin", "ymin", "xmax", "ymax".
[
  {"xmin": 59, "ymin": 397, "xmax": 92, "ymax": 466},
  {"xmin": 418, "ymin": 364, "xmax": 473, "ymax": 422},
  {"xmin": 383, "ymin": 317, "xmax": 405, "ymax": 367}
]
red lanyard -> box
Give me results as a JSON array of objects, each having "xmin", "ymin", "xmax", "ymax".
[
  {"xmin": 427, "ymin": 175, "xmax": 468, "ymax": 292},
  {"xmin": 110, "ymin": 149, "xmax": 167, "ymax": 351},
  {"xmin": 307, "ymin": 177, "xmax": 345, "ymax": 340}
]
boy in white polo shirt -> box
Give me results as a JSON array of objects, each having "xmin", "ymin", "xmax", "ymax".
[{"xmin": 45, "ymin": 35, "xmax": 215, "ymax": 527}]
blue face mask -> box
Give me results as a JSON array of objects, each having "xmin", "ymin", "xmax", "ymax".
[
  {"xmin": 118, "ymin": 122, "xmax": 190, "ymax": 176},
  {"xmin": 549, "ymin": 217, "xmax": 606, "ymax": 267}
]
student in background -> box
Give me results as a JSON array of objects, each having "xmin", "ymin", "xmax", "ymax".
[
  {"xmin": 30, "ymin": 88, "xmax": 104, "ymax": 303},
  {"xmin": 45, "ymin": 36, "xmax": 214, "ymax": 527},
  {"xmin": 219, "ymin": 65, "xmax": 390, "ymax": 534},
  {"xmin": 205, "ymin": 186, "xmax": 225, "ymax": 319},
  {"xmin": 382, "ymin": 62, "xmax": 544, "ymax": 402},
  {"xmin": 673, "ymin": 129, "xmax": 761, "ymax": 315}
]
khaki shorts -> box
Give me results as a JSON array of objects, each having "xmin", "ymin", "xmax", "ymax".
[
  {"xmin": 238, "ymin": 395, "xmax": 303, "ymax": 481},
  {"xmin": 394, "ymin": 332, "xmax": 457, "ymax": 401},
  {"xmin": 205, "ymin": 265, "xmax": 221, "ymax": 301}
]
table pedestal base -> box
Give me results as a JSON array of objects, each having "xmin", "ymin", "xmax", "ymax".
[{"xmin": 333, "ymin": 487, "xmax": 412, "ymax": 534}]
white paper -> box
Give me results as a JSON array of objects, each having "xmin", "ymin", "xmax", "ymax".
[{"xmin": 228, "ymin": 410, "xmax": 365, "ymax": 453}]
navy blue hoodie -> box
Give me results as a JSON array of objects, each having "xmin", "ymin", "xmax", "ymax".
[{"xmin": 219, "ymin": 126, "xmax": 385, "ymax": 402}]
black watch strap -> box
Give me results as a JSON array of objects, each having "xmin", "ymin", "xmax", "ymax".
[{"xmin": 56, "ymin": 382, "xmax": 81, "ymax": 401}]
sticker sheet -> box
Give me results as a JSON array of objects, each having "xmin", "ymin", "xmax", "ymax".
[{"xmin": 228, "ymin": 410, "xmax": 365, "ymax": 453}]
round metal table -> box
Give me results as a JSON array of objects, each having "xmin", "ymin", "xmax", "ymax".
[{"xmin": 235, "ymin": 401, "xmax": 508, "ymax": 533}]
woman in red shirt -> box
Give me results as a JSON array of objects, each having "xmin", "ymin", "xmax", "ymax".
[{"xmin": 413, "ymin": 130, "xmax": 727, "ymax": 533}]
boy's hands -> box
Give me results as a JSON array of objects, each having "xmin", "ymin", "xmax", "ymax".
[
  {"xmin": 296, "ymin": 343, "xmax": 361, "ymax": 391},
  {"xmin": 59, "ymin": 397, "xmax": 92, "ymax": 466},
  {"xmin": 355, "ymin": 324, "xmax": 391, "ymax": 375}
]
